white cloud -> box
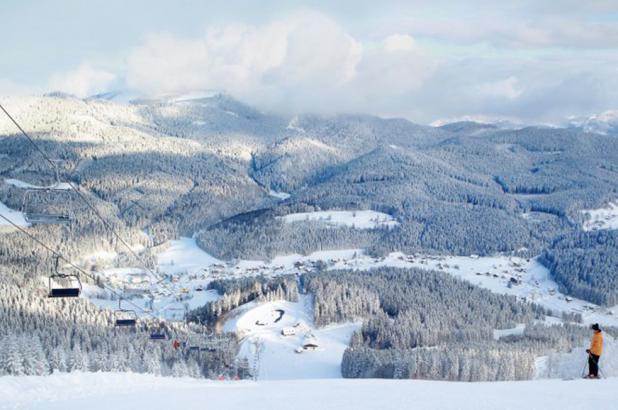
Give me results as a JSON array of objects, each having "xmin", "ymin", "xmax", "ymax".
[
  {"xmin": 48, "ymin": 63, "xmax": 116, "ymax": 98},
  {"xmin": 37, "ymin": 7, "xmax": 618, "ymax": 124},
  {"xmin": 383, "ymin": 34, "xmax": 415, "ymax": 52},
  {"xmin": 477, "ymin": 76, "xmax": 523, "ymax": 100},
  {"xmin": 124, "ymin": 11, "xmax": 433, "ymax": 115}
]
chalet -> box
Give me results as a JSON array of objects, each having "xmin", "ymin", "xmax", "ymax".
[{"xmin": 281, "ymin": 327, "xmax": 296, "ymax": 336}]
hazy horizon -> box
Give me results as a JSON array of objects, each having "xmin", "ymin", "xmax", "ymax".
[{"xmin": 2, "ymin": 0, "xmax": 617, "ymax": 124}]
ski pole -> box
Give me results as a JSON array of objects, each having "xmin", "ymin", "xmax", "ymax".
[{"xmin": 598, "ymin": 363, "xmax": 606, "ymax": 379}]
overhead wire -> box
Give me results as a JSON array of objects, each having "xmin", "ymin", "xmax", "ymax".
[
  {"xmin": 0, "ymin": 212, "xmax": 157, "ymax": 320},
  {"xmin": 0, "ymin": 102, "xmax": 175, "ymax": 294}
]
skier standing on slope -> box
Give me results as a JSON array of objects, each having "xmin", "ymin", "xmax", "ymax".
[{"xmin": 586, "ymin": 323, "xmax": 603, "ymax": 379}]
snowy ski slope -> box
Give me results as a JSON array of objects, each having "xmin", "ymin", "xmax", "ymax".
[
  {"xmin": 224, "ymin": 296, "xmax": 361, "ymax": 380},
  {"xmin": 2, "ymin": 372, "xmax": 618, "ymax": 410}
]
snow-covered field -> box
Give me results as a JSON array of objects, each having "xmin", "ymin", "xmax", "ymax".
[
  {"xmin": 371, "ymin": 253, "xmax": 618, "ymax": 327},
  {"xmin": 156, "ymin": 237, "xmax": 222, "ymax": 275},
  {"xmin": 81, "ymin": 236, "xmax": 618, "ymax": 328},
  {"xmin": 280, "ymin": 210, "xmax": 399, "ymax": 229},
  {"xmin": 0, "ymin": 200, "xmax": 29, "ymax": 231},
  {"xmin": 225, "ymin": 296, "xmax": 361, "ymax": 380},
  {"xmin": 2, "ymin": 372, "xmax": 618, "ymax": 410},
  {"xmin": 581, "ymin": 201, "xmax": 618, "ymax": 231},
  {"xmin": 4, "ymin": 177, "xmax": 72, "ymax": 190},
  {"xmin": 268, "ymin": 190, "xmax": 291, "ymax": 200}
]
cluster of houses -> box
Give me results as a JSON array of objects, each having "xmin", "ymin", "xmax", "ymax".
[{"xmin": 279, "ymin": 322, "xmax": 319, "ymax": 353}]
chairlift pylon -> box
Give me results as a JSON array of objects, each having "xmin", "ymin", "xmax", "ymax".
[{"xmin": 48, "ymin": 256, "xmax": 82, "ymax": 298}]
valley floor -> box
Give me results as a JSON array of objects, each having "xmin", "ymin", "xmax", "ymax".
[{"xmin": 1, "ymin": 372, "xmax": 617, "ymax": 410}]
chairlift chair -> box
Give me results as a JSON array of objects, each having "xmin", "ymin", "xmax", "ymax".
[
  {"xmin": 115, "ymin": 299, "xmax": 137, "ymax": 327},
  {"xmin": 48, "ymin": 257, "xmax": 82, "ymax": 298},
  {"xmin": 188, "ymin": 345, "xmax": 200, "ymax": 352},
  {"xmin": 149, "ymin": 322, "xmax": 167, "ymax": 340},
  {"xmin": 150, "ymin": 332, "xmax": 166, "ymax": 340},
  {"xmin": 22, "ymin": 188, "xmax": 72, "ymax": 225}
]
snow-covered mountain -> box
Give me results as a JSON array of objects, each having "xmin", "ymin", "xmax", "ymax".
[
  {"xmin": 1, "ymin": 93, "xmax": 617, "ymax": 396},
  {"xmin": 568, "ymin": 110, "xmax": 618, "ymax": 136}
]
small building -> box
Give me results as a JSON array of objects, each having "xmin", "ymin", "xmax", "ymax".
[
  {"xmin": 302, "ymin": 341, "xmax": 319, "ymax": 351},
  {"xmin": 281, "ymin": 327, "xmax": 296, "ymax": 336},
  {"xmin": 302, "ymin": 334, "xmax": 319, "ymax": 351}
]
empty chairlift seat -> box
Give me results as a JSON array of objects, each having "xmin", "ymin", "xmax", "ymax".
[
  {"xmin": 149, "ymin": 324, "xmax": 167, "ymax": 340},
  {"xmin": 115, "ymin": 310, "xmax": 138, "ymax": 327},
  {"xmin": 114, "ymin": 299, "xmax": 137, "ymax": 327},
  {"xmin": 149, "ymin": 332, "xmax": 166, "ymax": 340},
  {"xmin": 48, "ymin": 257, "xmax": 82, "ymax": 298},
  {"xmin": 22, "ymin": 188, "xmax": 73, "ymax": 226}
]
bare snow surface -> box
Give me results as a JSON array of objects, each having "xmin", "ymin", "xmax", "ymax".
[
  {"xmin": 0, "ymin": 200, "xmax": 29, "ymax": 231},
  {"xmin": 268, "ymin": 189, "xmax": 291, "ymax": 200},
  {"xmin": 3, "ymin": 372, "xmax": 618, "ymax": 410},
  {"xmin": 581, "ymin": 201, "xmax": 618, "ymax": 231},
  {"xmin": 224, "ymin": 296, "xmax": 361, "ymax": 380},
  {"xmin": 4, "ymin": 177, "xmax": 72, "ymax": 190},
  {"xmin": 280, "ymin": 210, "xmax": 398, "ymax": 229}
]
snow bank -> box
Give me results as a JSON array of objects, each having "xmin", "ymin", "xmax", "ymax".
[
  {"xmin": 581, "ymin": 201, "xmax": 618, "ymax": 231},
  {"xmin": 2, "ymin": 372, "xmax": 618, "ymax": 410},
  {"xmin": 280, "ymin": 210, "xmax": 398, "ymax": 229}
]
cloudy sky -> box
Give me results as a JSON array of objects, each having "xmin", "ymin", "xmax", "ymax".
[{"xmin": 2, "ymin": 0, "xmax": 617, "ymax": 124}]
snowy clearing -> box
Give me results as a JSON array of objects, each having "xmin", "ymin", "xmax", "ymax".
[
  {"xmin": 156, "ymin": 237, "xmax": 222, "ymax": 275},
  {"xmin": 493, "ymin": 323, "xmax": 526, "ymax": 340},
  {"xmin": 581, "ymin": 201, "xmax": 618, "ymax": 231},
  {"xmin": 268, "ymin": 189, "xmax": 291, "ymax": 200},
  {"xmin": 4, "ymin": 177, "xmax": 72, "ymax": 190},
  {"xmin": 280, "ymin": 210, "xmax": 398, "ymax": 229},
  {"xmin": 225, "ymin": 296, "xmax": 361, "ymax": 380},
  {"xmin": 2, "ymin": 372, "xmax": 618, "ymax": 410},
  {"xmin": 0, "ymin": 200, "xmax": 29, "ymax": 231}
]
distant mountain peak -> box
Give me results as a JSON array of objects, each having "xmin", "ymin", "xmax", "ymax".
[{"xmin": 569, "ymin": 110, "xmax": 618, "ymax": 136}]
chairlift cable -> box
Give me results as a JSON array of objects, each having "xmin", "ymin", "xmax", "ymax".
[
  {"xmin": 0, "ymin": 102, "xmax": 173, "ymax": 292},
  {"xmin": 0, "ymin": 212, "xmax": 159, "ymax": 320}
]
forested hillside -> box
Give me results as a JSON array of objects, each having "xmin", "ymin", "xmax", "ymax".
[
  {"xmin": 304, "ymin": 268, "xmax": 604, "ymax": 381},
  {"xmin": 541, "ymin": 230, "xmax": 618, "ymax": 305},
  {"xmin": 1, "ymin": 94, "xmax": 617, "ymax": 380}
]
